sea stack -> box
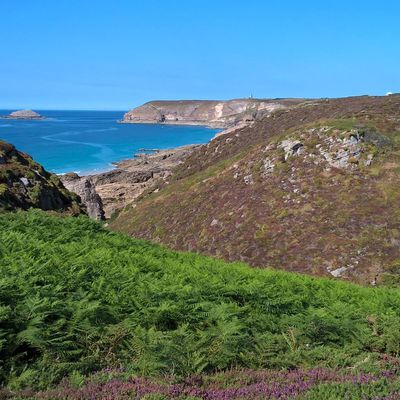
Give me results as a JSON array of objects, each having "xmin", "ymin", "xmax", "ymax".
[{"xmin": 4, "ymin": 109, "xmax": 45, "ymax": 120}]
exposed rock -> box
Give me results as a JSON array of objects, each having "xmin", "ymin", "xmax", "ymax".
[
  {"xmin": 0, "ymin": 140, "xmax": 84, "ymax": 214},
  {"xmin": 262, "ymin": 158, "xmax": 275, "ymax": 175},
  {"xmin": 328, "ymin": 266, "xmax": 349, "ymax": 278},
  {"xmin": 60, "ymin": 173, "xmax": 105, "ymax": 220},
  {"xmin": 87, "ymin": 145, "xmax": 199, "ymax": 218},
  {"xmin": 263, "ymin": 126, "xmax": 388, "ymax": 171},
  {"xmin": 121, "ymin": 99, "xmax": 306, "ymax": 128},
  {"xmin": 20, "ymin": 177, "xmax": 30, "ymax": 186},
  {"xmin": 279, "ymin": 140, "xmax": 304, "ymax": 160},
  {"xmin": 365, "ymin": 154, "xmax": 374, "ymax": 166},
  {"xmin": 243, "ymin": 174, "xmax": 254, "ymax": 185},
  {"xmin": 1, "ymin": 109, "xmax": 45, "ymax": 120}
]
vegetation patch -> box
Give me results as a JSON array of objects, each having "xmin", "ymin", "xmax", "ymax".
[
  {"xmin": 2, "ymin": 211, "xmax": 400, "ymax": 391},
  {"xmin": 111, "ymin": 115, "xmax": 400, "ymax": 284},
  {"xmin": 4, "ymin": 361, "xmax": 400, "ymax": 399},
  {"xmin": 0, "ymin": 140, "xmax": 83, "ymax": 214}
]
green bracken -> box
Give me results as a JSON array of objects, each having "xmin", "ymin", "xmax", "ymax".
[
  {"xmin": 0, "ymin": 183, "xmax": 8, "ymax": 196},
  {"xmin": 2, "ymin": 210, "xmax": 400, "ymax": 390}
]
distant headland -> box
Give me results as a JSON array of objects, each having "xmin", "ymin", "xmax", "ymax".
[{"xmin": 120, "ymin": 98, "xmax": 306, "ymax": 128}]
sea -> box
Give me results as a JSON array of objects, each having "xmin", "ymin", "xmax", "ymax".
[{"xmin": 0, "ymin": 110, "xmax": 219, "ymax": 175}]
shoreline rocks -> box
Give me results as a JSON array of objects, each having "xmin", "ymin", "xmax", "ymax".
[{"xmin": 63, "ymin": 145, "xmax": 199, "ymax": 219}]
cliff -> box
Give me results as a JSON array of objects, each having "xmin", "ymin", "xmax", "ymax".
[
  {"xmin": 110, "ymin": 95, "xmax": 400, "ymax": 285},
  {"xmin": 121, "ymin": 98, "xmax": 306, "ymax": 128},
  {"xmin": 60, "ymin": 173, "xmax": 105, "ymax": 220},
  {"xmin": 0, "ymin": 140, "xmax": 84, "ymax": 214}
]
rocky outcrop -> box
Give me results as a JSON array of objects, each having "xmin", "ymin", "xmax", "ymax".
[
  {"xmin": 89, "ymin": 145, "xmax": 198, "ymax": 218},
  {"xmin": 121, "ymin": 99, "xmax": 306, "ymax": 128},
  {"xmin": 1, "ymin": 109, "xmax": 45, "ymax": 120},
  {"xmin": 262, "ymin": 126, "xmax": 390, "ymax": 173},
  {"xmin": 60, "ymin": 173, "xmax": 105, "ymax": 220},
  {"xmin": 0, "ymin": 141, "xmax": 84, "ymax": 214}
]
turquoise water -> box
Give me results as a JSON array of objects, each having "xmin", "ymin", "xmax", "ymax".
[{"xmin": 0, "ymin": 110, "xmax": 219, "ymax": 175}]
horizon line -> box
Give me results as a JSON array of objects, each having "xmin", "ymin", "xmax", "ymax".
[
  {"xmin": 0, "ymin": 108, "xmax": 128, "ymax": 112},
  {"xmin": 1, "ymin": 92, "xmax": 398, "ymax": 112}
]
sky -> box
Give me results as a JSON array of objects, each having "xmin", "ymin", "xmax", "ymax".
[{"xmin": 0, "ymin": 0, "xmax": 399, "ymax": 110}]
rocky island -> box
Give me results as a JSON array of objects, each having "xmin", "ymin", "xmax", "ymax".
[
  {"xmin": 1, "ymin": 109, "xmax": 45, "ymax": 120},
  {"xmin": 121, "ymin": 98, "xmax": 306, "ymax": 128}
]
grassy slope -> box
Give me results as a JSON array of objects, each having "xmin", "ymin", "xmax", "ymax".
[
  {"xmin": 2, "ymin": 211, "xmax": 400, "ymax": 390},
  {"xmin": 110, "ymin": 96, "xmax": 400, "ymax": 284}
]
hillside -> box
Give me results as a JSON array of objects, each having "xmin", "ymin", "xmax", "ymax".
[
  {"xmin": 110, "ymin": 95, "xmax": 400, "ymax": 285},
  {"xmin": 121, "ymin": 98, "xmax": 306, "ymax": 128},
  {"xmin": 2, "ymin": 210, "xmax": 400, "ymax": 396},
  {"xmin": 0, "ymin": 141, "xmax": 84, "ymax": 214}
]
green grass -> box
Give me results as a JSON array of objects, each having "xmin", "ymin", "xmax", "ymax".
[{"xmin": 2, "ymin": 210, "xmax": 400, "ymax": 390}]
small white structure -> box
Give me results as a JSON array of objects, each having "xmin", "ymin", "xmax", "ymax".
[{"xmin": 386, "ymin": 92, "xmax": 393, "ymax": 96}]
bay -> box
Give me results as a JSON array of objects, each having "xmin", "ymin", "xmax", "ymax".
[{"xmin": 0, "ymin": 110, "xmax": 219, "ymax": 175}]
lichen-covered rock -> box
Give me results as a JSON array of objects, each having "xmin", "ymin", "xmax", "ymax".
[
  {"xmin": 278, "ymin": 139, "xmax": 304, "ymax": 160},
  {"xmin": 263, "ymin": 126, "xmax": 389, "ymax": 172},
  {"xmin": 0, "ymin": 140, "xmax": 84, "ymax": 214}
]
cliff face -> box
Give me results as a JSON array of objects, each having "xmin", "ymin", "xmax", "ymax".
[
  {"xmin": 110, "ymin": 95, "xmax": 400, "ymax": 285},
  {"xmin": 0, "ymin": 140, "xmax": 84, "ymax": 214},
  {"xmin": 121, "ymin": 98, "xmax": 306, "ymax": 128},
  {"xmin": 60, "ymin": 173, "xmax": 105, "ymax": 220}
]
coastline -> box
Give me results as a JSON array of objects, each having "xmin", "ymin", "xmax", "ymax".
[
  {"xmin": 0, "ymin": 116, "xmax": 46, "ymax": 120},
  {"xmin": 60, "ymin": 120, "xmax": 248, "ymax": 219},
  {"xmin": 118, "ymin": 119, "xmax": 226, "ymax": 129},
  {"xmin": 61, "ymin": 144, "xmax": 202, "ymax": 218},
  {"xmin": 93, "ymin": 143, "xmax": 201, "ymax": 217}
]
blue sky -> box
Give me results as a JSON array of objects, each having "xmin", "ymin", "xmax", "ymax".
[{"xmin": 0, "ymin": 0, "xmax": 399, "ymax": 110}]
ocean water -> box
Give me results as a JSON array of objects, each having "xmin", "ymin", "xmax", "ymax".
[{"xmin": 0, "ymin": 110, "xmax": 219, "ymax": 175}]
